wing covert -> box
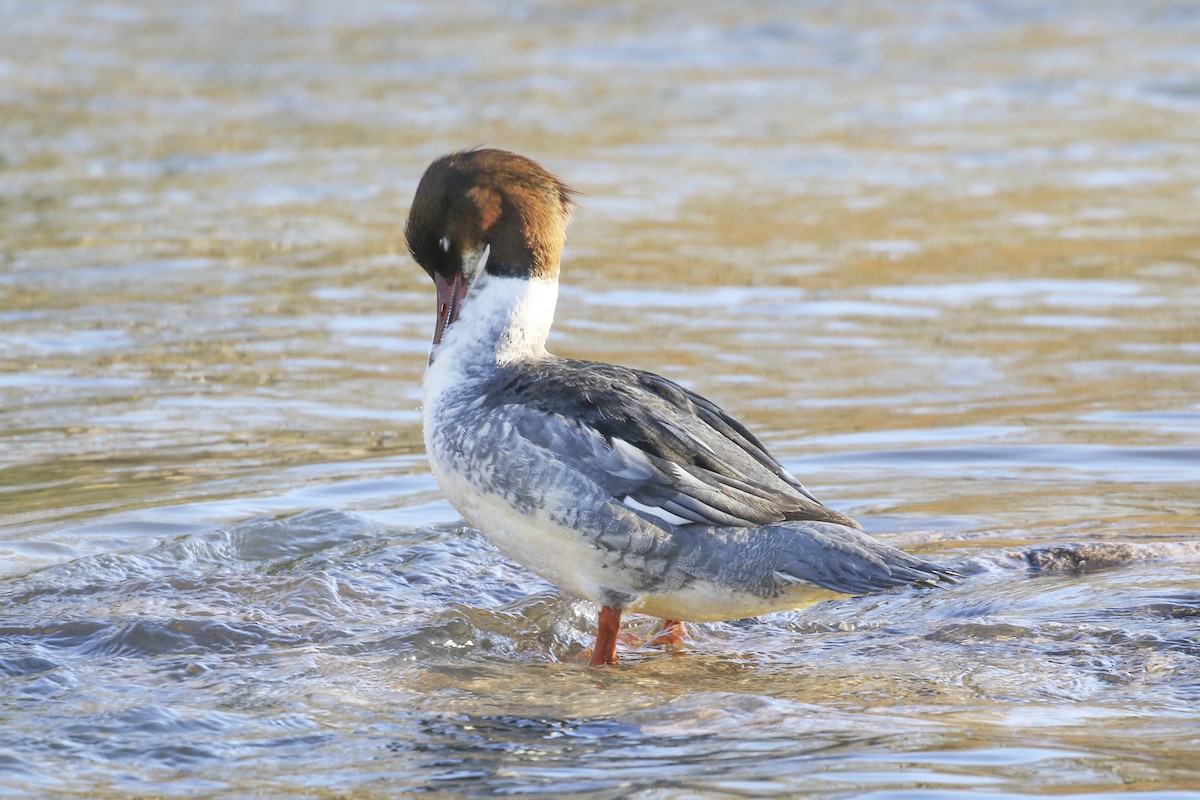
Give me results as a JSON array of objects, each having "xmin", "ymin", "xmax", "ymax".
[{"xmin": 490, "ymin": 359, "xmax": 861, "ymax": 530}]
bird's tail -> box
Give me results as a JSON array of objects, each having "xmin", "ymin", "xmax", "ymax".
[{"xmin": 768, "ymin": 521, "xmax": 959, "ymax": 596}]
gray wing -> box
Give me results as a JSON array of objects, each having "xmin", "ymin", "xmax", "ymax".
[
  {"xmin": 491, "ymin": 359, "xmax": 860, "ymax": 531},
  {"xmin": 481, "ymin": 401, "xmax": 957, "ymax": 597}
]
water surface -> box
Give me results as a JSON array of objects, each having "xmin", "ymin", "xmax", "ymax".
[{"xmin": 2, "ymin": 1, "xmax": 1200, "ymax": 797}]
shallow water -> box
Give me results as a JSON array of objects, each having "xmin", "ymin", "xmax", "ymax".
[{"xmin": 3, "ymin": 1, "xmax": 1200, "ymax": 797}]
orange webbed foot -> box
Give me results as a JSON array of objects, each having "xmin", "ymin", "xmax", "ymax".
[{"xmin": 646, "ymin": 618, "xmax": 688, "ymax": 651}]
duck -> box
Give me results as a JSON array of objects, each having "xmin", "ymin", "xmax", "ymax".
[{"xmin": 405, "ymin": 148, "xmax": 956, "ymax": 665}]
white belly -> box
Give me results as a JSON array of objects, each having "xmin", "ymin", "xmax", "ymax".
[
  {"xmin": 429, "ymin": 446, "xmax": 842, "ymax": 621},
  {"xmin": 632, "ymin": 580, "xmax": 842, "ymax": 622},
  {"xmin": 428, "ymin": 455, "xmax": 623, "ymax": 606}
]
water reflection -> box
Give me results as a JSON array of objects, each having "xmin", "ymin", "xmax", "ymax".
[{"xmin": 3, "ymin": 0, "xmax": 1200, "ymax": 796}]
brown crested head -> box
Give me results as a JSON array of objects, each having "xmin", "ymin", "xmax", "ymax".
[{"xmin": 405, "ymin": 149, "xmax": 576, "ymax": 283}]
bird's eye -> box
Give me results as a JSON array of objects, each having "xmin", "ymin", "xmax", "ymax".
[{"xmin": 439, "ymin": 236, "xmax": 451, "ymax": 253}]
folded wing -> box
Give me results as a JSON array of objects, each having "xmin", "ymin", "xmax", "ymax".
[{"xmin": 490, "ymin": 358, "xmax": 861, "ymax": 530}]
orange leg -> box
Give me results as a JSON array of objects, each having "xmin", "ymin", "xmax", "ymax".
[
  {"xmin": 589, "ymin": 605, "xmax": 622, "ymax": 666},
  {"xmin": 662, "ymin": 619, "xmax": 687, "ymax": 645}
]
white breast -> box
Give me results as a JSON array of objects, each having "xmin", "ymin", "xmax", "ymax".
[{"xmin": 421, "ymin": 271, "xmax": 626, "ymax": 603}]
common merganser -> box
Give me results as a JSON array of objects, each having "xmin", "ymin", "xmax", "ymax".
[{"xmin": 406, "ymin": 148, "xmax": 956, "ymax": 666}]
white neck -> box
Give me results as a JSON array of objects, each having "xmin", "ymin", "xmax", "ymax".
[{"xmin": 430, "ymin": 272, "xmax": 558, "ymax": 369}]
